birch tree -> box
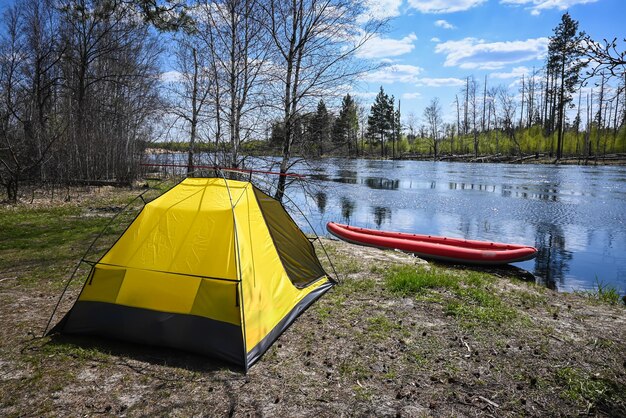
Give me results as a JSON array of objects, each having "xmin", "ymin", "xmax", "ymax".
[{"xmin": 261, "ymin": 0, "xmax": 381, "ymax": 200}]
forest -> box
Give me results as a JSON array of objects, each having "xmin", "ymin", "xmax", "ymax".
[{"xmin": 0, "ymin": 0, "xmax": 624, "ymax": 202}]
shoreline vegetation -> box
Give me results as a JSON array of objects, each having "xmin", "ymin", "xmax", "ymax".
[
  {"xmin": 145, "ymin": 147, "xmax": 626, "ymax": 166},
  {"xmin": 1, "ymin": 185, "xmax": 625, "ymax": 416}
]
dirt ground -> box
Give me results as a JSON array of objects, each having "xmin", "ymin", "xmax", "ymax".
[{"xmin": 1, "ymin": 194, "xmax": 625, "ymax": 417}]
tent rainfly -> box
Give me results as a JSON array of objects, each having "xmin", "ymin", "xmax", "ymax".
[{"xmin": 52, "ymin": 177, "xmax": 335, "ymax": 370}]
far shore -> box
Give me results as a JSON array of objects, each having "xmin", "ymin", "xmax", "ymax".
[{"xmin": 144, "ymin": 148, "xmax": 626, "ymax": 166}]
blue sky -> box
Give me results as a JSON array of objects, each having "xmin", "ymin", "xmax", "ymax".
[
  {"xmin": 0, "ymin": 0, "xmax": 622, "ymax": 126},
  {"xmin": 354, "ymin": 0, "xmax": 625, "ymax": 121}
]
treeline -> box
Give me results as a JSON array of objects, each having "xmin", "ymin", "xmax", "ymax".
[
  {"xmin": 1, "ymin": 0, "xmax": 382, "ymax": 201},
  {"xmin": 271, "ymin": 13, "xmax": 625, "ymax": 161},
  {"xmin": 411, "ymin": 13, "xmax": 626, "ymax": 161},
  {"xmin": 0, "ymin": 0, "xmax": 167, "ymax": 201}
]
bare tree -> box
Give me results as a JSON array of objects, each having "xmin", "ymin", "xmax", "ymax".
[
  {"xmin": 196, "ymin": 0, "xmax": 269, "ymax": 169},
  {"xmin": 423, "ymin": 97, "xmax": 442, "ymax": 159},
  {"xmin": 0, "ymin": 6, "xmax": 28, "ymax": 201},
  {"xmin": 261, "ymin": 0, "xmax": 382, "ymax": 200},
  {"xmin": 497, "ymin": 85, "xmax": 520, "ymax": 156},
  {"xmin": 58, "ymin": 0, "xmax": 162, "ymax": 181},
  {"xmin": 582, "ymin": 36, "xmax": 626, "ymax": 79},
  {"xmin": 468, "ymin": 76, "xmax": 479, "ymax": 157},
  {"xmin": 167, "ymin": 36, "xmax": 212, "ymax": 175}
]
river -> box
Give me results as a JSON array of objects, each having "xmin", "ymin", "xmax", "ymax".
[{"xmin": 148, "ymin": 154, "xmax": 626, "ymax": 293}]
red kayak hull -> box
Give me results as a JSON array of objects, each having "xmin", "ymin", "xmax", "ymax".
[{"xmin": 326, "ymin": 222, "xmax": 537, "ymax": 265}]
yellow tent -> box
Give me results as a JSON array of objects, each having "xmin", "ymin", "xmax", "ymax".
[{"xmin": 55, "ymin": 177, "xmax": 334, "ymax": 369}]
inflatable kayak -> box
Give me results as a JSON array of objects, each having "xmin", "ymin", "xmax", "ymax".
[{"xmin": 326, "ymin": 222, "xmax": 537, "ymax": 265}]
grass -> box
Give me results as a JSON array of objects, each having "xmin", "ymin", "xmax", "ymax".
[
  {"xmin": 366, "ymin": 314, "xmax": 402, "ymax": 341},
  {"xmin": 445, "ymin": 288, "xmax": 518, "ymax": 327},
  {"xmin": 383, "ymin": 265, "xmax": 519, "ymax": 327},
  {"xmin": 336, "ymin": 277, "xmax": 376, "ymax": 295},
  {"xmin": 384, "ymin": 265, "xmax": 458, "ymax": 295},
  {"xmin": 555, "ymin": 366, "xmax": 626, "ymax": 414},
  {"xmin": 576, "ymin": 279, "xmax": 623, "ymax": 305}
]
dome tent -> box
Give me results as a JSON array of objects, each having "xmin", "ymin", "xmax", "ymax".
[{"xmin": 51, "ymin": 177, "xmax": 335, "ymax": 370}]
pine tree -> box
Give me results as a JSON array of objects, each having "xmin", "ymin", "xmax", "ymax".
[
  {"xmin": 367, "ymin": 86, "xmax": 393, "ymax": 157},
  {"xmin": 311, "ymin": 99, "xmax": 331, "ymax": 156},
  {"xmin": 332, "ymin": 94, "xmax": 359, "ymax": 155},
  {"xmin": 548, "ymin": 12, "xmax": 585, "ymax": 160}
]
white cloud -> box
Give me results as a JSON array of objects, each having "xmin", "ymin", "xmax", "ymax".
[
  {"xmin": 500, "ymin": 0, "xmax": 599, "ymax": 15},
  {"xmin": 435, "ymin": 19, "xmax": 455, "ymax": 29},
  {"xmin": 431, "ymin": 37, "xmax": 441, "ymax": 43},
  {"xmin": 402, "ymin": 92, "xmax": 422, "ymax": 99},
  {"xmin": 407, "ymin": 0, "xmax": 486, "ymax": 13},
  {"xmin": 350, "ymin": 91, "xmax": 379, "ymax": 99},
  {"xmin": 361, "ymin": 64, "xmax": 424, "ymax": 84},
  {"xmin": 490, "ymin": 66, "xmax": 530, "ymax": 79},
  {"xmin": 362, "ymin": 0, "xmax": 404, "ymax": 20},
  {"xmin": 416, "ymin": 77, "xmax": 466, "ymax": 87},
  {"xmin": 434, "ymin": 37, "xmax": 549, "ymax": 70},
  {"xmin": 161, "ymin": 70, "xmax": 183, "ymax": 83},
  {"xmin": 357, "ymin": 33, "xmax": 418, "ymax": 59}
]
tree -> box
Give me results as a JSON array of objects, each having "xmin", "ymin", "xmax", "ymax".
[
  {"xmin": 367, "ymin": 86, "xmax": 393, "ymax": 157},
  {"xmin": 405, "ymin": 111, "xmax": 417, "ymax": 144},
  {"xmin": 423, "ymin": 97, "xmax": 442, "ymax": 159},
  {"xmin": 582, "ymin": 36, "xmax": 626, "ymax": 79},
  {"xmin": 393, "ymin": 104, "xmax": 401, "ymax": 158},
  {"xmin": 547, "ymin": 12, "xmax": 585, "ymax": 160},
  {"xmin": 261, "ymin": 0, "xmax": 382, "ymax": 200},
  {"xmin": 168, "ymin": 37, "xmax": 212, "ymax": 176},
  {"xmin": 310, "ymin": 99, "xmax": 331, "ymax": 156},
  {"xmin": 0, "ymin": 6, "xmax": 28, "ymax": 201},
  {"xmin": 196, "ymin": 0, "xmax": 269, "ymax": 169},
  {"xmin": 497, "ymin": 85, "xmax": 520, "ymax": 155},
  {"xmin": 332, "ymin": 94, "xmax": 358, "ymax": 155}
]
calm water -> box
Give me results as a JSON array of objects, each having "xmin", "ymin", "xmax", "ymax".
[
  {"xmin": 280, "ymin": 159, "xmax": 626, "ymax": 293},
  {"xmin": 148, "ymin": 154, "xmax": 626, "ymax": 293}
]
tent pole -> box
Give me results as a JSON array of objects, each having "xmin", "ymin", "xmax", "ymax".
[{"xmin": 217, "ymin": 171, "xmax": 249, "ymax": 371}]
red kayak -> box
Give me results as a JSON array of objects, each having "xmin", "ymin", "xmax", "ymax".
[{"xmin": 326, "ymin": 222, "xmax": 537, "ymax": 265}]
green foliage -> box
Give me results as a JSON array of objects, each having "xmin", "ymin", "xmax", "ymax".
[
  {"xmin": 384, "ymin": 265, "xmax": 458, "ymax": 296},
  {"xmin": 311, "ymin": 100, "xmax": 332, "ymax": 156},
  {"xmin": 332, "ymin": 95, "xmax": 359, "ymax": 155},
  {"xmin": 367, "ymin": 87, "xmax": 396, "ymax": 158}
]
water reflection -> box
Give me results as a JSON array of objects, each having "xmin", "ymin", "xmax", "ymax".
[
  {"xmin": 448, "ymin": 182, "xmax": 497, "ymax": 192},
  {"xmin": 533, "ymin": 222, "xmax": 573, "ymax": 290},
  {"xmin": 334, "ymin": 170, "xmax": 357, "ymax": 184},
  {"xmin": 364, "ymin": 177, "xmax": 400, "ymax": 190},
  {"xmin": 372, "ymin": 206, "xmax": 392, "ymax": 227},
  {"xmin": 340, "ymin": 197, "xmax": 355, "ymax": 223},
  {"xmin": 309, "ymin": 173, "xmax": 330, "ymax": 181},
  {"xmin": 315, "ymin": 192, "xmax": 327, "ymax": 214},
  {"xmin": 502, "ymin": 185, "xmax": 560, "ymax": 201}
]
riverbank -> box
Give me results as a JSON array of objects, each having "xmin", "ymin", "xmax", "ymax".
[
  {"xmin": 1, "ymin": 186, "xmax": 625, "ymax": 416},
  {"xmin": 398, "ymin": 152, "xmax": 626, "ymax": 166}
]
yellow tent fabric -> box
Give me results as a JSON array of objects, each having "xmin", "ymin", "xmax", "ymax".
[{"xmin": 56, "ymin": 177, "xmax": 334, "ymax": 369}]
